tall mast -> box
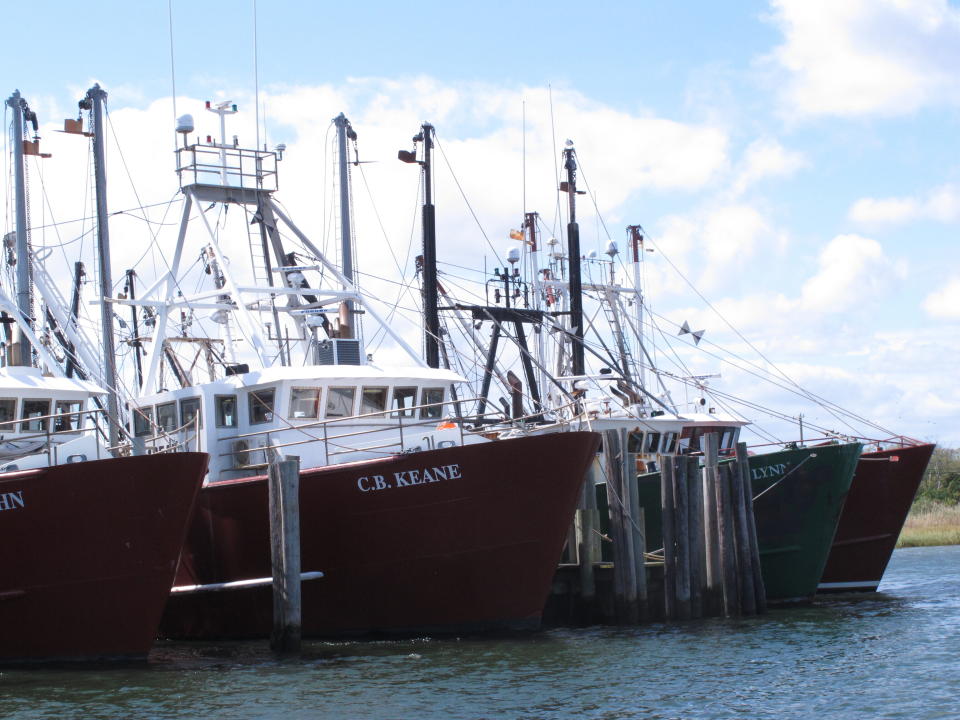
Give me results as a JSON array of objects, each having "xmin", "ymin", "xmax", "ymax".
[
  {"xmin": 400, "ymin": 123, "xmax": 439, "ymax": 368},
  {"xmin": 562, "ymin": 144, "xmax": 585, "ymax": 377},
  {"xmin": 81, "ymin": 84, "xmax": 120, "ymax": 449},
  {"xmin": 334, "ymin": 113, "xmax": 356, "ymax": 338},
  {"xmin": 627, "ymin": 225, "xmax": 646, "ymax": 394},
  {"xmin": 6, "ymin": 90, "xmax": 33, "ymax": 363}
]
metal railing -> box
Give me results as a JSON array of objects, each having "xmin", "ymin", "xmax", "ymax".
[
  {"xmin": 216, "ymin": 397, "xmax": 479, "ymax": 469},
  {"xmin": 176, "ymin": 144, "xmax": 278, "ymax": 192}
]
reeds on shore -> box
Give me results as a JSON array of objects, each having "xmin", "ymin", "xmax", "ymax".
[{"xmin": 897, "ymin": 503, "xmax": 960, "ymax": 548}]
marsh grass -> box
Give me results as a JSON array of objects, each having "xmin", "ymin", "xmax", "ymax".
[{"xmin": 897, "ymin": 503, "xmax": 960, "ymax": 548}]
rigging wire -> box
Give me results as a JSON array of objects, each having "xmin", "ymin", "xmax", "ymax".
[{"xmin": 432, "ymin": 132, "xmax": 504, "ymax": 265}]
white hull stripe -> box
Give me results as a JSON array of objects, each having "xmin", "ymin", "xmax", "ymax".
[
  {"xmin": 817, "ymin": 579, "xmax": 881, "ymax": 590},
  {"xmin": 171, "ymin": 571, "xmax": 324, "ymax": 595}
]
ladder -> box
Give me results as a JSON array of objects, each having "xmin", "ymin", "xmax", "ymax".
[
  {"xmin": 246, "ymin": 207, "xmax": 272, "ymax": 287},
  {"xmin": 601, "ymin": 287, "xmax": 636, "ymax": 387}
]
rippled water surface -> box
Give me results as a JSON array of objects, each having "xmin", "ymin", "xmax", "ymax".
[{"xmin": 4, "ymin": 545, "xmax": 959, "ymax": 719}]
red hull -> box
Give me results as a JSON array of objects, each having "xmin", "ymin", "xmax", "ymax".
[
  {"xmin": 160, "ymin": 431, "xmax": 600, "ymax": 639},
  {"xmin": 0, "ymin": 452, "xmax": 207, "ymax": 661},
  {"xmin": 818, "ymin": 443, "xmax": 935, "ymax": 592}
]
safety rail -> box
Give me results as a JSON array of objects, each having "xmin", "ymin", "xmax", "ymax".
[
  {"xmin": 0, "ymin": 406, "xmax": 202, "ymax": 466},
  {"xmin": 213, "ymin": 396, "xmax": 593, "ymax": 475},
  {"xmin": 215, "ymin": 397, "xmax": 480, "ymax": 469},
  {"xmin": 176, "ymin": 144, "xmax": 277, "ymax": 192}
]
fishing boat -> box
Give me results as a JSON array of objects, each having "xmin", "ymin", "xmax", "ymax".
[
  {"xmin": 107, "ymin": 108, "xmax": 600, "ymax": 639},
  {"xmin": 818, "ymin": 440, "xmax": 935, "ymax": 593},
  {"xmin": 0, "ymin": 89, "xmax": 208, "ymax": 662},
  {"xmin": 443, "ymin": 144, "xmax": 864, "ymax": 605}
]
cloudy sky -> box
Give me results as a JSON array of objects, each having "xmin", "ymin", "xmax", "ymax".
[{"xmin": 3, "ymin": 0, "xmax": 958, "ymax": 446}]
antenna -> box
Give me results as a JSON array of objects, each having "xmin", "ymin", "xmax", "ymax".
[{"xmin": 253, "ymin": 0, "xmax": 260, "ymax": 150}]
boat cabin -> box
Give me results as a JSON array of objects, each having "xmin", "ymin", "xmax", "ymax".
[
  {"xmin": 129, "ymin": 364, "xmax": 472, "ymax": 481},
  {"xmin": 0, "ymin": 366, "xmax": 107, "ymax": 467}
]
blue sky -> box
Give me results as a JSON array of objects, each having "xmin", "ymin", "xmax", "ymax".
[{"xmin": 3, "ymin": 0, "xmax": 959, "ymax": 446}]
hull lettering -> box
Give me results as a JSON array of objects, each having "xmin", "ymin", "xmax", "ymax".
[{"xmin": 358, "ymin": 464, "xmax": 462, "ymax": 493}]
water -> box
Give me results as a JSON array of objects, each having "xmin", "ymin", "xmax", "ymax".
[{"xmin": 3, "ymin": 545, "xmax": 959, "ymax": 719}]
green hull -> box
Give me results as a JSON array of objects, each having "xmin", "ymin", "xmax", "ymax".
[{"xmin": 598, "ymin": 441, "xmax": 861, "ymax": 603}]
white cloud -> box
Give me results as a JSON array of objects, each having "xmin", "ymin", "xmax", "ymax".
[
  {"xmin": 924, "ymin": 277, "xmax": 960, "ymax": 318},
  {"xmin": 848, "ymin": 183, "xmax": 960, "ymax": 225},
  {"xmin": 731, "ymin": 138, "xmax": 807, "ymax": 195},
  {"xmin": 766, "ymin": 0, "xmax": 960, "ymax": 117},
  {"xmin": 800, "ymin": 233, "xmax": 901, "ymax": 311}
]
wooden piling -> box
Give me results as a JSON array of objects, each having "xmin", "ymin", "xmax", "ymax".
[
  {"xmin": 686, "ymin": 455, "xmax": 705, "ymax": 619},
  {"xmin": 673, "ymin": 455, "xmax": 692, "ymax": 620},
  {"xmin": 729, "ymin": 452, "xmax": 757, "ymax": 616},
  {"xmin": 626, "ymin": 456, "xmax": 647, "ymax": 620},
  {"xmin": 736, "ymin": 442, "xmax": 767, "ymax": 613},
  {"xmin": 269, "ymin": 455, "xmax": 302, "ymax": 653},
  {"xmin": 661, "ymin": 453, "xmax": 677, "ymax": 621},
  {"xmin": 702, "ymin": 434, "xmax": 721, "ymax": 603},
  {"xmin": 619, "ymin": 429, "xmax": 641, "ymax": 624},
  {"xmin": 576, "ymin": 462, "xmax": 598, "ymax": 619},
  {"xmin": 716, "ymin": 463, "xmax": 741, "ymax": 617},
  {"xmin": 603, "ymin": 430, "xmax": 626, "ymax": 622}
]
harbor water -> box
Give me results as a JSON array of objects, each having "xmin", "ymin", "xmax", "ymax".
[{"xmin": 4, "ymin": 545, "xmax": 958, "ymax": 719}]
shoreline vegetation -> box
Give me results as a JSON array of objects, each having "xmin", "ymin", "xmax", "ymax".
[
  {"xmin": 897, "ymin": 503, "xmax": 960, "ymax": 548},
  {"xmin": 896, "ymin": 446, "xmax": 960, "ymax": 549}
]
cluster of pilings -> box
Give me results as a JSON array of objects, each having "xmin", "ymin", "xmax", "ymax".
[
  {"xmin": 661, "ymin": 435, "xmax": 765, "ymax": 620},
  {"xmin": 547, "ymin": 429, "xmax": 765, "ymax": 625}
]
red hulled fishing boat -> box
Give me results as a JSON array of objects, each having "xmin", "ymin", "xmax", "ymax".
[
  {"xmin": 160, "ymin": 431, "xmax": 599, "ymax": 639},
  {"xmin": 0, "ymin": 452, "xmax": 207, "ymax": 661},
  {"xmin": 818, "ymin": 441, "xmax": 935, "ymax": 593}
]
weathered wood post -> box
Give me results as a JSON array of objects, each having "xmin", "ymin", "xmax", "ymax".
[
  {"xmin": 269, "ymin": 455, "xmax": 302, "ymax": 653},
  {"xmin": 717, "ymin": 463, "xmax": 741, "ymax": 617},
  {"xmin": 729, "ymin": 448, "xmax": 757, "ymax": 616},
  {"xmin": 619, "ymin": 428, "xmax": 640, "ymax": 624},
  {"xmin": 686, "ymin": 455, "xmax": 705, "ymax": 619},
  {"xmin": 627, "ymin": 453, "xmax": 647, "ymax": 621},
  {"xmin": 673, "ymin": 455, "xmax": 692, "ymax": 620},
  {"xmin": 702, "ymin": 433, "xmax": 721, "ymax": 613},
  {"xmin": 736, "ymin": 442, "xmax": 767, "ymax": 613},
  {"xmin": 661, "ymin": 453, "xmax": 677, "ymax": 621},
  {"xmin": 576, "ymin": 461, "xmax": 599, "ymax": 621},
  {"xmin": 605, "ymin": 429, "xmax": 639, "ymax": 624}
]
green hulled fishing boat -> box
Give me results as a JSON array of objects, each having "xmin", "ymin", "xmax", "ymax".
[{"xmin": 598, "ymin": 441, "xmax": 861, "ymax": 603}]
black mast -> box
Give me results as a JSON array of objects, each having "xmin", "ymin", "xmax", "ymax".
[
  {"xmin": 400, "ymin": 124, "xmax": 440, "ymax": 368},
  {"xmin": 562, "ymin": 145, "xmax": 585, "ymax": 376}
]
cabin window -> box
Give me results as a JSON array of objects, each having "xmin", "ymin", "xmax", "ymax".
[
  {"xmin": 0, "ymin": 398, "xmax": 16, "ymax": 427},
  {"xmin": 289, "ymin": 387, "xmax": 321, "ymax": 420},
  {"xmin": 156, "ymin": 402, "xmax": 177, "ymax": 432},
  {"xmin": 627, "ymin": 432, "xmax": 644, "ymax": 453},
  {"xmin": 248, "ymin": 388, "xmax": 275, "ymax": 425},
  {"xmin": 325, "ymin": 387, "xmax": 355, "ymax": 418},
  {"xmin": 662, "ymin": 432, "xmax": 678, "ymax": 453},
  {"xmin": 644, "ymin": 432, "xmax": 661, "ymax": 454},
  {"xmin": 420, "ymin": 388, "xmax": 444, "ymax": 419},
  {"xmin": 678, "ymin": 427, "xmax": 704, "ymax": 454},
  {"xmin": 391, "ymin": 387, "xmax": 417, "ymax": 418},
  {"xmin": 180, "ymin": 397, "xmax": 203, "ymax": 429},
  {"xmin": 54, "ymin": 400, "xmax": 83, "ymax": 433},
  {"xmin": 360, "ymin": 387, "xmax": 388, "ymax": 416},
  {"xmin": 720, "ymin": 427, "xmax": 736, "ymax": 450},
  {"xmin": 21, "ymin": 398, "xmax": 52, "ymax": 433},
  {"xmin": 215, "ymin": 395, "xmax": 238, "ymax": 428},
  {"xmin": 133, "ymin": 406, "xmax": 154, "ymax": 437}
]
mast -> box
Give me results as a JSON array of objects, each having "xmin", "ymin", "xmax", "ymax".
[
  {"xmin": 562, "ymin": 144, "xmax": 585, "ymax": 377},
  {"xmin": 334, "ymin": 113, "xmax": 356, "ymax": 339},
  {"xmin": 125, "ymin": 269, "xmax": 144, "ymax": 389},
  {"xmin": 6, "ymin": 90, "xmax": 33, "ymax": 363},
  {"xmin": 627, "ymin": 225, "xmax": 646, "ymax": 394},
  {"xmin": 81, "ymin": 84, "xmax": 120, "ymax": 449},
  {"xmin": 400, "ymin": 124, "xmax": 440, "ymax": 368}
]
